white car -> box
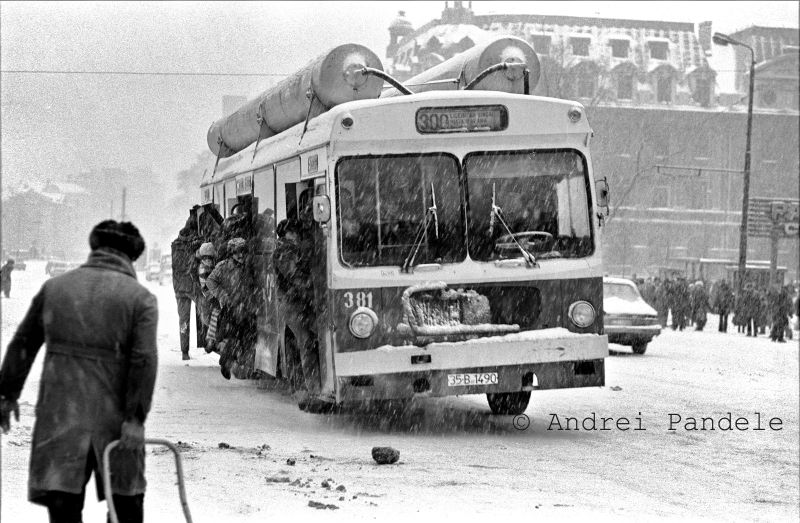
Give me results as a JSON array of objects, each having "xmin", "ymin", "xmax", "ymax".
[{"xmin": 603, "ymin": 277, "xmax": 661, "ymax": 355}]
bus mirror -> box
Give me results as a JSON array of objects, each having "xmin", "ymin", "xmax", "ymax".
[
  {"xmin": 596, "ymin": 178, "xmax": 610, "ymax": 209},
  {"xmin": 312, "ymin": 195, "xmax": 331, "ymax": 223}
]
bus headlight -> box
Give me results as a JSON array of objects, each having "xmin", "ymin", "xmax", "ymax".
[
  {"xmin": 568, "ymin": 301, "xmax": 596, "ymax": 328},
  {"xmin": 349, "ymin": 307, "xmax": 378, "ymax": 338}
]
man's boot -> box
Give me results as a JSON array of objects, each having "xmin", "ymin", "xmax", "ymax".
[{"xmin": 182, "ymin": 352, "xmax": 190, "ymax": 361}]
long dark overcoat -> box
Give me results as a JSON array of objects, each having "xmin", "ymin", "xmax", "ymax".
[{"xmin": 0, "ymin": 248, "xmax": 158, "ymax": 504}]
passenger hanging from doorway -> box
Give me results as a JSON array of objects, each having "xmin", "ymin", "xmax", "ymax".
[
  {"xmin": 205, "ymin": 237, "xmax": 256, "ymax": 379},
  {"xmin": 274, "ymin": 191, "xmax": 331, "ymax": 412},
  {"xmin": 196, "ymin": 242, "xmax": 217, "ymax": 352}
]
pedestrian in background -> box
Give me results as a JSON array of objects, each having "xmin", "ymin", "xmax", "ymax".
[
  {"xmin": 769, "ymin": 284, "xmax": 792, "ymax": 343},
  {"xmin": 671, "ymin": 278, "xmax": 690, "ymax": 331},
  {"xmin": 0, "ymin": 220, "xmax": 158, "ymax": 523},
  {"xmin": 655, "ymin": 278, "xmax": 669, "ymax": 328},
  {"xmin": 756, "ymin": 287, "xmax": 769, "ymax": 336},
  {"xmin": 742, "ymin": 283, "xmax": 759, "ymax": 336},
  {"xmin": 712, "ymin": 279, "xmax": 735, "ymax": 333},
  {"xmin": 0, "ymin": 258, "xmax": 15, "ymax": 298},
  {"xmin": 691, "ymin": 281, "xmax": 710, "ymax": 331}
]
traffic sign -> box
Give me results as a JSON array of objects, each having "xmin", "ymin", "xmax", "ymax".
[{"xmin": 747, "ymin": 197, "xmax": 799, "ymax": 238}]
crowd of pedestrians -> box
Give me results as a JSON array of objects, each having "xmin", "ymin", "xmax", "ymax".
[{"xmin": 636, "ymin": 275, "xmax": 798, "ymax": 343}]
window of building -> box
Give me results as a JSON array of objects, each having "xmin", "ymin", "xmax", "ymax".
[
  {"xmin": 617, "ymin": 73, "xmax": 634, "ymax": 100},
  {"xmin": 570, "ymin": 37, "xmax": 590, "ymax": 56},
  {"xmin": 609, "ymin": 39, "xmax": 629, "ymax": 58},
  {"xmin": 531, "ymin": 34, "xmax": 551, "ymax": 55},
  {"xmin": 648, "ymin": 41, "xmax": 668, "ymax": 60},
  {"xmin": 657, "ymin": 75, "xmax": 672, "ymax": 103}
]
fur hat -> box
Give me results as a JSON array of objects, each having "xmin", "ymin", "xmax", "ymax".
[
  {"xmin": 89, "ymin": 220, "xmax": 146, "ymax": 261},
  {"xmin": 276, "ymin": 219, "xmax": 300, "ymax": 238},
  {"xmin": 227, "ymin": 237, "xmax": 247, "ymax": 254},
  {"xmin": 197, "ymin": 242, "xmax": 216, "ymax": 258}
]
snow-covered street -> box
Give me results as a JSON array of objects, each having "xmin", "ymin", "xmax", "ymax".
[{"xmin": 1, "ymin": 261, "xmax": 798, "ymax": 522}]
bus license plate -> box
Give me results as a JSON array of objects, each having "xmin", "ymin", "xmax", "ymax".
[{"xmin": 447, "ymin": 372, "xmax": 498, "ymax": 387}]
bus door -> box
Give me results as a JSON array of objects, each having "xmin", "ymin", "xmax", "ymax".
[{"xmin": 252, "ymin": 166, "xmax": 279, "ymax": 375}]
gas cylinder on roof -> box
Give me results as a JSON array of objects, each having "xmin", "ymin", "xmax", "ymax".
[
  {"xmin": 207, "ymin": 43, "xmax": 384, "ymax": 158},
  {"xmin": 382, "ymin": 36, "xmax": 539, "ymax": 97}
]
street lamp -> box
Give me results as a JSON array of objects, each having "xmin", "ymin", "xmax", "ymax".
[{"xmin": 712, "ymin": 32, "xmax": 755, "ymax": 297}]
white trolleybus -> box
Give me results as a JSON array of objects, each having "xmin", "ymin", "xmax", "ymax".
[{"xmin": 198, "ymin": 38, "xmax": 609, "ymax": 414}]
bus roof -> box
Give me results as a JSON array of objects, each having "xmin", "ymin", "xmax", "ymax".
[{"xmin": 206, "ymin": 91, "xmax": 591, "ymax": 185}]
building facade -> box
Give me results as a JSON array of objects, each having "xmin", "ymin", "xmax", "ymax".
[{"xmin": 386, "ymin": 3, "xmax": 800, "ymax": 281}]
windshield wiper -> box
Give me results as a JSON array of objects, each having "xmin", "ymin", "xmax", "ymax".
[
  {"xmin": 489, "ymin": 183, "xmax": 537, "ymax": 267},
  {"xmin": 401, "ymin": 183, "xmax": 439, "ymax": 273}
]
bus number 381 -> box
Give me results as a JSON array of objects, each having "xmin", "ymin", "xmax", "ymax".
[{"xmin": 343, "ymin": 291, "xmax": 373, "ymax": 309}]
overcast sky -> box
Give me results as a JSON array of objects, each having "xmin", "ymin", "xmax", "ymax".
[{"xmin": 1, "ymin": 1, "xmax": 798, "ymax": 194}]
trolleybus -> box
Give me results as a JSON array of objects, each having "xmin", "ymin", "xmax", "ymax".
[{"xmin": 197, "ymin": 39, "xmax": 609, "ymax": 414}]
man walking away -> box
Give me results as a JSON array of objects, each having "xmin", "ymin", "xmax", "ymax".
[{"xmin": 0, "ymin": 220, "xmax": 158, "ymax": 523}]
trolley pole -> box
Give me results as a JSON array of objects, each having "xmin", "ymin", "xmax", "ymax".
[{"xmin": 121, "ymin": 187, "xmax": 127, "ymax": 221}]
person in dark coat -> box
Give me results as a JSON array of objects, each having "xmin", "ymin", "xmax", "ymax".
[
  {"xmin": 0, "ymin": 258, "xmax": 14, "ymax": 298},
  {"xmin": 671, "ymin": 278, "xmax": 690, "ymax": 331},
  {"xmin": 640, "ymin": 278, "xmax": 657, "ymax": 308},
  {"xmin": 690, "ymin": 281, "xmax": 710, "ymax": 331},
  {"xmin": 769, "ymin": 284, "xmax": 792, "ymax": 342},
  {"xmin": 205, "ymin": 237, "xmax": 256, "ymax": 379},
  {"xmin": 712, "ymin": 279, "xmax": 735, "ymax": 333},
  {"xmin": 654, "ymin": 278, "xmax": 669, "ymax": 328},
  {"xmin": 0, "ymin": 220, "xmax": 157, "ymax": 523},
  {"xmin": 742, "ymin": 283, "xmax": 760, "ymax": 336},
  {"xmin": 755, "ymin": 287, "xmax": 769, "ymax": 335},
  {"xmin": 171, "ymin": 224, "xmax": 203, "ymax": 360},
  {"xmin": 274, "ymin": 215, "xmax": 326, "ymax": 412}
]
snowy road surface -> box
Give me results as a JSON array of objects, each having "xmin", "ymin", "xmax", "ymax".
[{"xmin": 1, "ymin": 261, "xmax": 798, "ymax": 521}]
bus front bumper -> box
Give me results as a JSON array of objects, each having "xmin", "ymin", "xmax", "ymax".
[{"xmin": 334, "ymin": 328, "xmax": 608, "ymax": 401}]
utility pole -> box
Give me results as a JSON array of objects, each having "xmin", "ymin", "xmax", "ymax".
[
  {"xmin": 121, "ymin": 187, "xmax": 127, "ymax": 221},
  {"xmin": 712, "ymin": 32, "xmax": 755, "ymax": 297}
]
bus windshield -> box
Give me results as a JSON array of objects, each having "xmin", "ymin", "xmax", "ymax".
[
  {"xmin": 336, "ymin": 154, "xmax": 466, "ymax": 267},
  {"xmin": 465, "ymin": 149, "xmax": 593, "ymax": 261}
]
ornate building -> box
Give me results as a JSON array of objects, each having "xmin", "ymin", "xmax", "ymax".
[{"xmin": 386, "ymin": 3, "xmax": 799, "ymax": 281}]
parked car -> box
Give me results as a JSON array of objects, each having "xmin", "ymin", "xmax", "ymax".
[
  {"xmin": 46, "ymin": 260, "xmax": 81, "ymax": 277},
  {"xmin": 603, "ymin": 277, "xmax": 661, "ymax": 355},
  {"xmin": 145, "ymin": 262, "xmax": 162, "ymax": 281}
]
